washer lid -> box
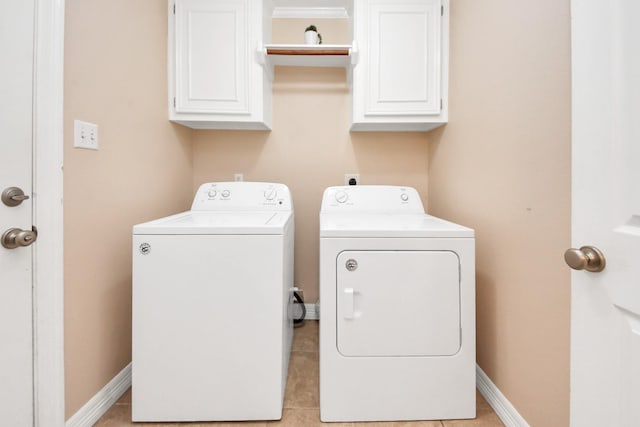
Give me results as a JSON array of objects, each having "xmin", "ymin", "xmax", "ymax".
[
  {"xmin": 320, "ymin": 213, "xmax": 474, "ymax": 238},
  {"xmin": 133, "ymin": 211, "xmax": 292, "ymax": 235}
]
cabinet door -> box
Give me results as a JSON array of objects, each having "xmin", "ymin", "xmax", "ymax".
[
  {"xmin": 353, "ymin": 0, "xmax": 445, "ymax": 130},
  {"xmin": 174, "ymin": 0, "xmax": 250, "ymax": 115}
]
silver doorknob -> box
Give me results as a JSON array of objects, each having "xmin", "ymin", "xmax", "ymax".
[
  {"xmin": 2, "ymin": 187, "xmax": 30, "ymax": 207},
  {"xmin": 2, "ymin": 227, "xmax": 38, "ymax": 249},
  {"xmin": 564, "ymin": 246, "xmax": 606, "ymax": 272}
]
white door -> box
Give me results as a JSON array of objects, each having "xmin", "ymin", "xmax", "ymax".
[
  {"xmin": 570, "ymin": 1, "xmax": 640, "ymax": 425},
  {"xmin": 336, "ymin": 250, "xmax": 460, "ymax": 357},
  {"xmin": 0, "ymin": 0, "xmax": 36, "ymax": 424}
]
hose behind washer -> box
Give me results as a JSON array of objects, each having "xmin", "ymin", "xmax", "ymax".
[{"xmin": 293, "ymin": 290, "xmax": 306, "ymax": 325}]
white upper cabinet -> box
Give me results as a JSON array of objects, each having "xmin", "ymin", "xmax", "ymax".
[
  {"xmin": 351, "ymin": 0, "xmax": 448, "ymax": 131},
  {"xmin": 169, "ymin": 0, "xmax": 272, "ymax": 130},
  {"xmin": 168, "ymin": 0, "xmax": 448, "ymax": 132}
]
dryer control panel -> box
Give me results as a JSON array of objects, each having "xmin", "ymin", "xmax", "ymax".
[
  {"xmin": 191, "ymin": 182, "xmax": 292, "ymax": 211},
  {"xmin": 321, "ymin": 185, "xmax": 424, "ymax": 213}
]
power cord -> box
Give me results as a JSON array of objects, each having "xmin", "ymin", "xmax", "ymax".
[{"xmin": 293, "ymin": 290, "xmax": 306, "ymax": 325}]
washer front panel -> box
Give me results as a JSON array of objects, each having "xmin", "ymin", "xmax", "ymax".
[
  {"xmin": 336, "ymin": 250, "xmax": 460, "ymax": 357},
  {"xmin": 132, "ymin": 233, "xmax": 292, "ymax": 421}
]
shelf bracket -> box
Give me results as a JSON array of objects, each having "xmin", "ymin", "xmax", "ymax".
[
  {"xmin": 255, "ymin": 42, "xmax": 274, "ymax": 81},
  {"xmin": 346, "ymin": 40, "xmax": 359, "ymax": 84},
  {"xmin": 255, "ymin": 41, "xmax": 266, "ymax": 65},
  {"xmin": 349, "ymin": 40, "xmax": 359, "ymax": 66}
]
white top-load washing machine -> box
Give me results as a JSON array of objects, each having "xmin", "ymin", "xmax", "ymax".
[
  {"xmin": 319, "ymin": 185, "xmax": 475, "ymax": 422},
  {"xmin": 132, "ymin": 182, "xmax": 294, "ymax": 422}
]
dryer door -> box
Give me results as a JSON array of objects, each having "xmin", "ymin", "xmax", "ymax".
[{"xmin": 336, "ymin": 250, "xmax": 460, "ymax": 357}]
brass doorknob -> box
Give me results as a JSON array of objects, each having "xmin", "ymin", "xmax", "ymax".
[
  {"xmin": 564, "ymin": 246, "xmax": 606, "ymax": 272},
  {"xmin": 1, "ymin": 227, "xmax": 38, "ymax": 249}
]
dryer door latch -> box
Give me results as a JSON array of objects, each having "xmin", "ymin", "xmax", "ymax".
[{"xmin": 343, "ymin": 288, "xmax": 354, "ymax": 319}]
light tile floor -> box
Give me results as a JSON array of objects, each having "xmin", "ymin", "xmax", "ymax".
[{"xmin": 96, "ymin": 321, "xmax": 503, "ymax": 426}]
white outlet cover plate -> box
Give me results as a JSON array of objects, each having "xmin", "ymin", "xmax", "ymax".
[{"xmin": 74, "ymin": 119, "xmax": 99, "ymax": 150}]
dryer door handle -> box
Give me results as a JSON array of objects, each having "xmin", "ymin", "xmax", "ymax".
[{"xmin": 343, "ymin": 288, "xmax": 354, "ymax": 319}]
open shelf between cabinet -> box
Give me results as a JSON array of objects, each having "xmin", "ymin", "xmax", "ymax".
[{"xmin": 261, "ymin": 43, "xmax": 357, "ymax": 68}]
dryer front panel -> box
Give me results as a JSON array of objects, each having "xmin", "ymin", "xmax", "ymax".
[{"xmin": 336, "ymin": 250, "xmax": 460, "ymax": 357}]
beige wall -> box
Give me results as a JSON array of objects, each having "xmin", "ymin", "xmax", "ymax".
[
  {"xmin": 63, "ymin": 0, "xmax": 193, "ymax": 418},
  {"xmin": 428, "ymin": 1, "xmax": 572, "ymax": 426}
]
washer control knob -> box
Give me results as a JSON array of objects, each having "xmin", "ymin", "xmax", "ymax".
[
  {"xmin": 221, "ymin": 190, "xmax": 230, "ymax": 198},
  {"xmin": 335, "ymin": 191, "xmax": 349, "ymax": 204},
  {"xmin": 208, "ymin": 190, "xmax": 217, "ymax": 198},
  {"xmin": 264, "ymin": 188, "xmax": 277, "ymax": 200},
  {"xmin": 400, "ymin": 193, "xmax": 409, "ymax": 202}
]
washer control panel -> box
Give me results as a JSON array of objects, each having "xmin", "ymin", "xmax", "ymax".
[
  {"xmin": 321, "ymin": 185, "xmax": 424, "ymax": 213},
  {"xmin": 191, "ymin": 182, "xmax": 292, "ymax": 211}
]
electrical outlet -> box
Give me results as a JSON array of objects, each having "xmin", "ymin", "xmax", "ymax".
[
  {"xmin": 234, "ymin": 173, "xmax": 243, "ymax": 182},
  {"xmin": 73, "ymin": 120, "xmax": 99, "ymax": 150},
  {"xmin": 345, "ymin": 174, "xmax": 360, "ymax": 185}
]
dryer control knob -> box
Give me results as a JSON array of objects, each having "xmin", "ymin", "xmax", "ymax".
[
  {"xmin": 264, "ymin": 188, "xmax": 277, "ymax": 200},
  {"xmin": 400, "ymin": 193, "xmax": 409, "ymax": 202},
  {"xmin": 335, "ymin": 191, "xmax": 348, "ymax": 204},
  {"xmin": 221, "ymin": 190, "xmax": 230, "ymax": 198},
  {"xmin": 208, "ymin": 190, "xmax": 217, "ymax": 198}
]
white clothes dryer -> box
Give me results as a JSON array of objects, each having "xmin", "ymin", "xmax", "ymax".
[
  {"xmin": 132, "ymin": 182, "xmax": 294, "ymax": 422},
  {"xmin": 319, "ymin": 185, "xmax": 475, "ymax": 422}
]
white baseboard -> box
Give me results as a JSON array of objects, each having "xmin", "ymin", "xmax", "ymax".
[
  {"xmin": 303, "ymin": 303, "xmax": 320, "ymax": 320},
  {"xmin": 476, "ymin": 364, "xmax": 530, "ymax": 427},
  {"xmin": 66, "ymin": 363, "xmax": 131, "ymax": 427}
]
